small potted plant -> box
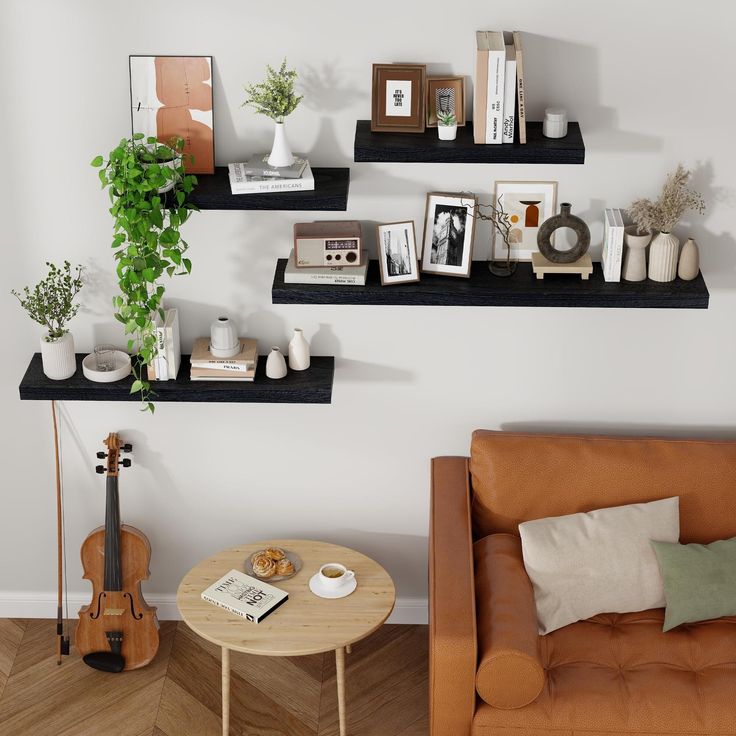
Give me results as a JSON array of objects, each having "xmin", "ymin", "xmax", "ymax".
[
  {"xmin": 437, "ymin": 111, "xmax": 458, "ymax": 141},
  {"xmin": 13, "ymin": 261, "xmax": 83, "ymax": 380},
  {"xmin": 627, "ymin": 164, "xmax": 705, "ymax": 282},
  {"xmin": 243, "ymin": 58, "xmax": 304, "ymax": 167}
]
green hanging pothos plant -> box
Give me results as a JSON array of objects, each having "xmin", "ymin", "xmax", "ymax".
[{"xmin": 92, "ymin": 134, "xmax": 198, "ymax": 412}]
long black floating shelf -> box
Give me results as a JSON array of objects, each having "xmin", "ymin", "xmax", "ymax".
[
  {"xmin": 272, "ymin": 260, "xmax": 709, "ymax": 309},
  {"xmin": 354, "ymin": 120, "xmax": 585, "ymax": 164},
  {"xmin": 19, "ymin": 354, "xmax": 334, "ymax": 404},
  {"xmin": 187, "ymin": 167, "xmax": 350, "ymax": 211}
]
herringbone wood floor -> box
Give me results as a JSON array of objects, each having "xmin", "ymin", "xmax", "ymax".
[{"xmin": 0, "ymin": 619, "xmax": 428, "ymax": 736}]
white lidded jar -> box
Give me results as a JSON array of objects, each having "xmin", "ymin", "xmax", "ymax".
[
  {"xmin": 543, "ymin": 107, "xmax": 568, "ymax": 138},
  {"xmin": 209, "ymin": 317, "xmax": 239, "ymax": 358},
  {"xmin": 288, "ymin": 328, "xmax": 310, "ymax": 371}
]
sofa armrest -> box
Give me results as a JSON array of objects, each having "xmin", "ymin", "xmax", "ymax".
[{"xmin": 429, "ymin": 456, "xmax": 477, "ymax": 736}]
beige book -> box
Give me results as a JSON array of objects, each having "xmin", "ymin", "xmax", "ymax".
[
  {"xmin": 513, "ymin": 31, "xmax": 527, "ymax": 144},
  {"xmin": 473, "ymin": 31, "xmax": 489, "ymax": 144},
  {"xmin": 190, "ymin": 337, "xmax": 257, "ymax": 366}
]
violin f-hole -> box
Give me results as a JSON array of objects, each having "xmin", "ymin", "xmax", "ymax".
[
  {"xmin": 123, "ymin": 592, "xmax": 144, "ymax": 621},
  {"xmin": 89, "ymin": 591, "xmax": 105, "ymax": 620}
]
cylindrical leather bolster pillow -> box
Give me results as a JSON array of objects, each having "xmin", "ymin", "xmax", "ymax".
[{"xmin": 474, "ymin": 533, "xmax": 545, "ymax": 709}]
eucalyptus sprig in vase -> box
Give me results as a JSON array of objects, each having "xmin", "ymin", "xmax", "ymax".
[
  {"xmin": 92, "ymin": 134, "xmax": 198, "ymax": 411},
  {"xmin": 243, "ymin": 58, "xmax": 304, "ymax": 167}
]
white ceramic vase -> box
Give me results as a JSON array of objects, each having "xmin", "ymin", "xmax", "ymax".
[
  {"xmin": 266, "ymin": 347, "xmax": 287, "ymax": 379},
  {"xmin": 438, "ymin": 124, "xmax": 457, "ymax": 141},
  {"xmin": 648, "ymin": 231, "xmax": 680, "ymax": 282},
  {"xmin": 288, "ymin": 328, "xmax": 310, "ymax": 371},
  {"xmin": 622, "ymin": 226, "xmax": 652, "ymax": 282},
  {"xmin": 268, "ymin": 122, "xmax": 295, "ymax": 168},
  {"xmin": 209, "ymin": 317, "xmax": 239, "ymax": 358},
  {"xmin": 41, "ymin": 332, "xmax": 76, "ymax": 380},
  {"xmin": 678, "ymin": 238, "xmax": 700, "ymax": 280}
]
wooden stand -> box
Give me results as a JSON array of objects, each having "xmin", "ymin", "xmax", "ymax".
[{"xmin": 531, "ymin": 253, "xmax": 593, "ymax": 280}]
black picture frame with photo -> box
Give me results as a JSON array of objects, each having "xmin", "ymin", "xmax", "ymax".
[{"xmin": 420, "ymin": 193, "xmax": 477, "ymax": 278}]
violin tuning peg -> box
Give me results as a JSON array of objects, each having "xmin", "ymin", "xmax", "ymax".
[
  {"xmin": 122, "ymin": 444, "xmax": 133, "ymax": 453},
  {"xmin": 96, "ymin": 452, "xmax": 106, "ymax": 459},
  {"xmin": 120, "ymin": 458, "xmax": 132, "ymax": 468},
  {"xmin": 95, "ymin": 465, "xmax": 105, "ymax": 474}
]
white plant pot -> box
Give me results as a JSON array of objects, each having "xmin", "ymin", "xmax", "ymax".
[
  {"xmin": 648, "ymin": 231, "xmax": 679, "ymax": 282},
  {"xmin": 288, "ymin": 328, "xmax": 310, "ymax": 371},
  {"xmin": 142, "ymin": 148, "xmax": 182, "ymax": 194},
  {"xmin": 41, "ymin": 332, "xmax": 76, "ymax": 380},
  {"xmin": 622, "ymin": 226, "xmax": 652, "ymax": 282},
  {"xmin": 438, "ymin": 124, "xmax": 457, "ymax": 141},
  {"xmin": 268, "ymin": 122, "xmax": 295, "ymax": 168},
  {"xmin": 678, "ymin": 237, "xmax": 700, "ymax": 280},
  {"xmin": 266, "ymin": 347, "xmax": 287, "ymax": 379}
]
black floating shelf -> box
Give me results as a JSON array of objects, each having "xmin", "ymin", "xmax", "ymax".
[
  {"xmin": 187, "ymin": 167, "xmax": 350, "ymax": 211},
  {"xmin": 19, "ymin": 354, "xmax": 334, "ymax": 404},
  {"xmin": 272, "ymin": 260, "xmax": 709, "ymax": 309},
  {"xmin": 354, "ymin": 120, "xmax": 585, "ymax": 164}
]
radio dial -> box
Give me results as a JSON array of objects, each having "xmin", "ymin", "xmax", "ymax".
[
  {"xmin": 326, "ymin": 255, "xmax": 332, "ymax": 261},
  {"xmin": 335, "ymin": 254, "xmax": 342, "ymax": 261},
  {"xmin": 346, "ymin": 252, "xmax": 357, "ymax": 263}
]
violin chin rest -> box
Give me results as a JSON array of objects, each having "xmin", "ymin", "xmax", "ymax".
[{"xmin": 83, "ymin": 651, "xmax": 125, "ymax": 673}]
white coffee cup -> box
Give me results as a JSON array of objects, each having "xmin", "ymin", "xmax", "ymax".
[{"xmin": 318, "ymin": 563, "xmax": 355, "ymax": 589}]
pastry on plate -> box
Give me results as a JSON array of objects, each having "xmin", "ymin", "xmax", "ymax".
[
  {"xmin": 264, "ymin": 547, "xmax": 286, "ymax": 561},
  {"xmin": 276, "ymin": 557, "xmax": 295, "ymax": 576},
  {"xmin": 252, "ymin": 553, "xmax": 277, "ymax": 578}
]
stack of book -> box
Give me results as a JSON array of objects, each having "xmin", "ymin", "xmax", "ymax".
[
  {"xmin": 228, "ymin": 154, "xmax": 314, "ymax": 195},
  {"xmin": 283, "ymin": 248, "xmax": 368, "ymax": 286},
  {"xmin": 473, "ymin": 31, "xmax": 526, "ymax": 144},
  {"xmin": 602, "ymin": 208, "xmax": 626, "ymax": 282},
  {"xmin": 189, "ymin": 337, "xmax": 258, "ymax": 382}
]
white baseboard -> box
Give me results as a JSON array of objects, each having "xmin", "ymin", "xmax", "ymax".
[{"xmin": 0, "ymin": 592, "xmax": 428, "ymax": 625}]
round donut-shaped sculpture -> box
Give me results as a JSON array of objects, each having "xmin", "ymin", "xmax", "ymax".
[{"xmin": 537, "ymin": 203, "xmax": 590, "ymax": 264}]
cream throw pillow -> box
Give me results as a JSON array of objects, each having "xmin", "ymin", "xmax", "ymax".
[{"xmin": 518, "ymin": 497, "xmax": 680, "ymax": 634}]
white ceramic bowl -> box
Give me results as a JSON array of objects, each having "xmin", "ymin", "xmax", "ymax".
[{"xmin": 82, "ymin": 351, "xmax": 132, "ymax": 383}]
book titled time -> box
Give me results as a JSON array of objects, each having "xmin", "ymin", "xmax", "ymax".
[{"xmin": 201, "ymin": 569, "xmax": 288, "ymax": 623}]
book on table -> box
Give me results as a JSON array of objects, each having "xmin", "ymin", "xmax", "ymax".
[
  {"xmin": 228, "ymin": 161, "xmax": 314, "ymax": 195},
  {"xmin": 201, "ymin": 569, "xmax": 288, "ymax": 623}
]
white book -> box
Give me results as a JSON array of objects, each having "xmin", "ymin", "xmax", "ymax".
[
  {"xmin": 283, "ymin": 249, "xmax": 368, "ymax": 286},
  {"xmin": 485, "ymin": 31, "xmax": 506, "ymax": 144},
  {"xmin": 164, "ymin": 308, "xmax": 181, "ymax": 380},
  {"xmin": 201, "ymin": 569, "xmax": 288, "ymax": 623},
  {"xmin": 153, "ymin": 312, "xmax": 168, "ymax": 381},
  {"xmin": 502, "ymin": 41, "xmax": 517, "ymax": 143},
  {"xmin": 602, "ymin": 208, "xmax": 625, "ymax": 282},
  {"xmin": 228, "ymin": 162, "xmax": 315, "ymax": 194},
  {"xmin": 189, "ymin": 361, "xmax": 253, "ymax": 373}
]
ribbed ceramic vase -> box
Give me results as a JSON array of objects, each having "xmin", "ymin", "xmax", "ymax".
[
  {"xmin": 648, "ymin": 231, "xmax": 679, "ymax": 282},
  {"xmin": 288, "ymin": 328, "xmax": 310, "ymax": 371},
  {"xmin": 622, "ymin": 227, "xmax": 652, "ymax": 282},
  {"xmin": 678, "ymin": 238, "xmax": 700, "ymax": 280},
  {"xmin": 40, "ymin": 332, "xmax": 76, "ymax": 380},
  {"xmin": 268, "ymin": 122, "xmax": 295, "ymax": 168},
  {"xmin": 265, "ymin": 347, "xmax": 287, "ymax": 379}
]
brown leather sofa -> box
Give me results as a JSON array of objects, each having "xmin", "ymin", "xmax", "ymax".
[{"xmin": 429, "ymin": 430, "xmax": 736, "ymax": 736}]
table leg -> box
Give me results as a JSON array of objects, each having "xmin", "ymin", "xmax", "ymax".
[
  {"xmin": 346, "ymin": 643, "xmax": 352, "ymax": 655},
  {"xmin": 222, "ymin": 647, "xmax": 230, "ymax": 736},
  {"xmin": 335, "ymin": 646, "xmax": 347, "ymax": 736}
]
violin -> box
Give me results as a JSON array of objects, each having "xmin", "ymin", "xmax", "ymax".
[{"xmin": 76, "ymin": 432, "xmax": 159, "ymax": 672}]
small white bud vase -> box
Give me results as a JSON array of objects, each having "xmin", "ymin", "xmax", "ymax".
[
  {"xmin": 622, "ymin": 226, "xmax": 652, "ymax": 282},
  {"xmin": 41, "ymin": 332, "xmax": 76, "ymax": 380},
  {"xmin": 288, "ymin": 328, "xmax": 310, "ymax": 371},
  {"xmin": 678, "ymin": 237, "xmax": 700, "ymax": 280},
  {"xmin": 265, "ymin": 346, "xmax": 287, "ymax": 379},
  {"xmin": 268, "ymin": 121, "xmax": 295, "ymax": 168},
  {"xmin": 648, "ymin": 231, "xmax": 680, "ymax": 282},
  {"xmin": 438, "ymin": 124, "xmax": 457, "ymax": 141}
]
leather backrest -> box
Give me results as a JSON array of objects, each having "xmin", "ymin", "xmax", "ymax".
[{"xmin": 469, "ymin": 430, "xmax": 736, "ymax": 543}]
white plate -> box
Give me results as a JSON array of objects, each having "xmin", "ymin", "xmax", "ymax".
[
  {"xmin": 309, "ymin": 572, "xmax": 357, "ymax": 599},
  {"xmin": 82, "ymin": 351, "xmax": 132, "ymax": 383}
]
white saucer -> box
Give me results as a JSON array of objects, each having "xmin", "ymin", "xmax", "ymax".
[
  {"xmin": 309, "ymin": 573, "xmax": 357, "ymax": 599},
  {"xmin": 82, "ymin": 351, "xmax": 131, "ymax": 383}
]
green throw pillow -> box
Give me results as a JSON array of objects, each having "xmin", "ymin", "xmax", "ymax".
[{"xmin": 651, "ymin": 537, "xmax": 736, "ymax": 632}]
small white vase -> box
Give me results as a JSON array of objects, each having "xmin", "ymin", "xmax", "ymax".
[
  {"xmin": 41, "ymin": 332, "xmax": 76, "ymax": 380},
  {"xmin": 288, "ymin": 328, "xmax": 310, "ymax": 371},
  {"xmin": 438, "ymin": 124, "xmax": 457, "ymax": 141},
  {"xmin": 622, "ymin": 226, "xmax": 652, "ymax": 282},
  {"xmin": 678, "ymin": 237, "xmax": 700, "ymax": 280},
  {"xmin": 265, "ymin": 347, "xmax": 287, "ymax": 379},
  {"xmin": 209, "ymin": 317, "xmax": 239, "ymax": 358},
  {"xmin": 268, "ymin": 122, "xmax": 295, "ymax": 168},
  {"xmin": 648, "ymin": 231, "xmax": 679, "ymax": 282}
]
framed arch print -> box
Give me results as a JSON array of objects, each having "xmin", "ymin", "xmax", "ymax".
[
  {"xmin": 371, "ymin": 64, "xmax": 426, "ymax": 133},
  {"xmin": 491, "ymin": 181, "xmax": 558, "ymax": 261}
]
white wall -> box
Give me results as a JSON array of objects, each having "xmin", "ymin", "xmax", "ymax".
[{"xmin": 1, "ymin": 0, "xmax": 734, "ymax": 622}]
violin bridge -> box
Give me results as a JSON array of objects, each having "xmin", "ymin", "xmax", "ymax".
[{"xmin": 104, "ymin": 608, "xmax": 125, "ymax": 616}]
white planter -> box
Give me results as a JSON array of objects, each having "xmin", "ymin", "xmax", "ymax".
[
  {"xmin": 678, "ymin": 238, "xmax": 700, "ymax": 280},
  {"xmin": 648, "ymin": 231, "xmax": 679, "ymax": 282},
  {"xmin": 438, "ymin": 124, "xmax": 457, "ymax": 141},
  {"xmin": 142, "ymin": 146, "xmax": 182, "ymax": 193},
  {"xmin": 288, "ymin": 328, "xmax": 310, "ymax": 371},
  {"xmin": 268, "ymin": 122, "xmax": 295, "ymax": 168},
  {"xmin": 622, "ymin": 226, "xmax": 652, "ymax": 282},
  {"xmin": 41, "ymin": 332, "xmax": 76, "ymax": 380},
  {"xmin": 265, "ymin": 347, "xmax": 287, "ymax": 379}
]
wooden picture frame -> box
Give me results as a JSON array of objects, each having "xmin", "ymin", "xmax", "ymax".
[
  {"xmin": 426, "ymin": 76, "xmax": 465, "ymax": 127},
  {"xmin": 376, "ymin": 221, "xmax": 420, "ymax": 285},
  {"xmin": 420, "ymin": 193, "xmax": 477, "ymax": 278},
  {"xmin": 371, "ymin": 64, "xmax": 426, "ymax": 133},
  {"xmin": 491, "ymin": 181, "xmax": 558, "ymax": 262}
]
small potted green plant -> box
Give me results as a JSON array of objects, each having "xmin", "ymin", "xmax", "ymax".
[
  {"xmin": 92, "ymin": 133, "xmax": 198, "ymax": 411},
  {"xmin": 437, "ymin": 111, "xmax": 458, "ymax": 141},
  {"xmin": 243, "ymin": 58, "xmax": 304, "ymax": 167},
  {"xmin": 12, "ymin": 261, "xmax": 83, "ymax": 380}
]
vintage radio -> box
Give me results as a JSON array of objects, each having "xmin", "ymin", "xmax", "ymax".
[{"xmin": 294, "ymin": 221, "xmax": 363, "ymax": 268}]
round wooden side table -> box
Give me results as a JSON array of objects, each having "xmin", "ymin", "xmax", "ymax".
[{"xmin": 177, "ymin": 539, "xmax": 396, "ymax": 736}]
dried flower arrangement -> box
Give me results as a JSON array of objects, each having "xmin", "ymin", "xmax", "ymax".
[
  {"xmin": 627, "ymin": 164, "xmax": 706, "ymax": 234},
  {"xmin": 461, "ymin": 193, "xmax": 517, "ymax": 276}
]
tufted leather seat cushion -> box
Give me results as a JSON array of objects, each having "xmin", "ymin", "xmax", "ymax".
[{"xmin": 472, "ymin": 608, "xmax": 736, "ymax": 735}]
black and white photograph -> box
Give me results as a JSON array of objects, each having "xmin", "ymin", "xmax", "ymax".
[
  {"xmin": 376, "ymin": 221, "xmax": 420, "ymax": 285},
  {"xmin": 421, "ymin": 193, "xmax": 477, "ymax": 277}
]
